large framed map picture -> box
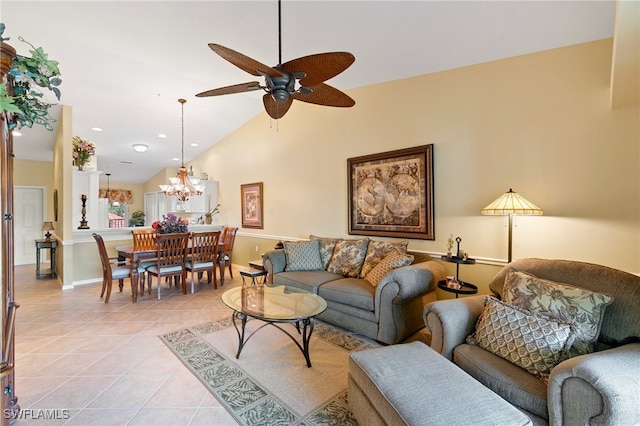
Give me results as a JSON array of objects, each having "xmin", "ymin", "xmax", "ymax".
[{"xmin": 348, "ymin": 144, "xmax": 434, "ymax": 240}]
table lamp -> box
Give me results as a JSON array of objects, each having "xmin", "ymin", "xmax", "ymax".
[
  {"xmin": 42, "ymin": 221, "xmax": 55, "ymax": 241},
  {"xmin": 481, "ymin": 188, "xmax": 543, "ymax": 262}
]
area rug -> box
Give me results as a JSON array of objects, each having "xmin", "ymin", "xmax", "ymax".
[{"xmin": 160, "ymin": 317, "xmax": 380, "ymax": 426}]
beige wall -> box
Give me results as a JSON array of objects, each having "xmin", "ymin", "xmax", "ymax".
[
  {"xmin": 14, "ymin": 160, "xmax": 55, "ymax": 222},
  {"xmin": 187, "ymin": 39, "xmax": 639, "ymax": 286}
]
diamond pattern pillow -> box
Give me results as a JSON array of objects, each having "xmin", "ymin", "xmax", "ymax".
[
  {"xmin": 309, "ymin": 235, "xmax": 342, "ymax": 270},
  {"xmin": 467, "ymin": 296, "xmax": 575, "ymax": 380},
  {"xmin": 364, "ymin": 253, "xmax": 414, "ymax": 287},
  {"xmin": 327, "ymin": 239, "xmax": 369, "ymax": 277},
  {"xmin": 359, "ymin": 240, "xmax": 409, "ymax": 278},
  {"xmin": 503, "ymin": 269, "xmax": 613, "ymax": 356},
  {"xmin": 283, "ymin": 240, "xmax": 322, "ymax": 271}
]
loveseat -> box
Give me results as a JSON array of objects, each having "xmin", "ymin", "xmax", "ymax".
[
  {"xmin": 424, "ymin": 258, "xmax": 640, "ymax": 425},
  {"xmin": 262, "ymin": 236, "xmax": 446, "ymax": 344}
]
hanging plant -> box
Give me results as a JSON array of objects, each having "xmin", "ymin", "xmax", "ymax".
[{"xmin": 0, "ymin": 23, "xmax": 62, "ymax": 130}]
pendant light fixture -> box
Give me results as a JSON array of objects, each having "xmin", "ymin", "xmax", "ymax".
[
  {"xmin": 105, "ymin": 173, "xmax": 120, "ymax": 206},
  {"xmin": 159, "ymin": 98, "xmax": 204, "ymax": 201}
]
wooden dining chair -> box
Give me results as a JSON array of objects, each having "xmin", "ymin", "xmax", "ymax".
[
  {"xmin": 219, "ymin": 226, "xmax": 239, "ymax": 280},
  {"xmin": 146, "ymin": 232, "xmax": 189, "ymax": 300},
  {"xmin": 186, "ymin": 230, "xmax": 221, "ymax": 293},
  {"xmin": 93, "ymin": 233, "xmax": 133, "ymax": 303},
  {"xmin": 132, "ymin": 229, "xmax": 157, "ymax": 293}
]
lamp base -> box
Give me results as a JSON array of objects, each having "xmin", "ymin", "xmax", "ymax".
[{"xmin": 45, "ymin": 231, "xmax": 52, "ymax": 241}]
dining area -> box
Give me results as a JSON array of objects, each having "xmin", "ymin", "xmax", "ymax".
[{"xmin": 93, "ymin": 225, "xmax": 238, "ymax": 303}]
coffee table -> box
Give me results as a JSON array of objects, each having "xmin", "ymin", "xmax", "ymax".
[{"xmin": 221, "ymin": 285, "xmax": 327, "ymax": 367}]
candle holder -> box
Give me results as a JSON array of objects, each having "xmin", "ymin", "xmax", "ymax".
[{"xmin": 78, "ymin": 194, "xmax": 90, "ymax": 229}]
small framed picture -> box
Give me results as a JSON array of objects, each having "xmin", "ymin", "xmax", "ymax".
[{"xmin": 240, "ymin": 182, "xmax": 263, "ymax": 229}]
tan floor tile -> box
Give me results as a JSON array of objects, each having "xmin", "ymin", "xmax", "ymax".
[
  {"xmin": 189, "ymin": 407, "xmax": 239, "ymax": 425},
  {"xmin": 128, "ymin": 407, "xmax": 196, "ymax": 425},
  {"xmin": 86, "ymin": 375, "xmax": 169, "ymax": 409},
  {"xmin": 64, "ymin": 408, "xmax": 137, "ymax": 425},
  {"xmin": 144, "ymin": 372, "xmax": 209, "ymax": 408},
  {"xmin": 31, "ymin": 375, "xmax": 119, "ymax": 409}
]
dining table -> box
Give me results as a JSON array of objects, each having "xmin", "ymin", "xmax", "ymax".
[{"xmin": 116, "ymin": 242, "xmax": 226, "ymax": 303}]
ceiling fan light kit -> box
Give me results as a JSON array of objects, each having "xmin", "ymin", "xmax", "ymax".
[{"xmin": 196, "ymin": 0, "xmax": 355, "ymax": 119}]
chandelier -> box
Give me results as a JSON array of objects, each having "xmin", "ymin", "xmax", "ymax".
[{"xmin": 159, "ymin": 98, "xmax": 204, "ymax": 201}]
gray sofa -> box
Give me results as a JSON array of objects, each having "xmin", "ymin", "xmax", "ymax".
[
  {"xmin": 262, "ymin": 246, "xmax": 446, "ymax": 344},
  {"xmin": 424, "ymin": 258, "xmax": 640, "ymax": 426}
]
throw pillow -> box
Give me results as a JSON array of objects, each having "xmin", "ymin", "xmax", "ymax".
[
  {"xmin": 309, "ymin": 235, "xmax": 342, "ymax": 270},
  {"xmin": 359, "ymin": 240, "xmax": 409, "ymax": 278},
  {"xmin": 327, "ymin": 239, "xmax": 370, "ymax": 277},
  {"xmin": 283, "ymin": 240, "xmax": 322, "ymax": 271},
  {"xmin": 503, "ymin": 269, "xmax": 613, "ymax": 356},
  {"xmin": 467, "ymin": 296, "xmax": 575, "ymax": 380},
  {"xmin": 364, "ymin": 253, "xmax": 414, "ymax": 287}
]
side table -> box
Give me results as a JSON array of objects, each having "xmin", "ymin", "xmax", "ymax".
[
  {"xmin": 35, "ymin": 239, "xmax": 57, "ymax": 279},
  {"xmin": 240, "ymin": 268, "xmax": 268, "ymax": 287},
  {"xmin": 439, "ymin": 255, "xmax": 477, "ymax": 298}
]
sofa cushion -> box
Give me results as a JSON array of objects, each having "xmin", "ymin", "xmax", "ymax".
[
  {"xmin": 273, "ymin": 270, "xmax": 343, "ymax": 294},
  {"xmin": 503, "ymin": 269, "xmax": 613, "ymax": 355},
  {"xmin": 468, "ymin": 296, "xmax": 574, "ymax": 380},
  {"xmin": 359, "ymin": 240, "xmax": 409, "ymax": 278},
  {"xmin": 327, "ymin": 238, "xmax": 369, "ymax": 277},
  {"xmin": 309, "ymin": 235, "xmax": 342, "ymax": 269},
  {"xmin": 364, "ymin": 252, "xmax": 414, "ymax": 287},
  {"xmin": 283, "ymin": 240, "xmax": 322, "ymax": 271},
  {"xmin": 318, "ymin": 278, "xmax": 375, "ymax": 311}
]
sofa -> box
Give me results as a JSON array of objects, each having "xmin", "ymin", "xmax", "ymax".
[
  {"xmin": 424, "ymin": 258, "xmax": 640, "ymax": 426},
  {"xmin": 262, "ymin": 236, "xmax": 446, "ymax": 344}
]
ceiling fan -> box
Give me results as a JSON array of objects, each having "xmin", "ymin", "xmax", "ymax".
[{"xmin": 196, "ymin": 0, "xmax": 355, "ymax": 120}]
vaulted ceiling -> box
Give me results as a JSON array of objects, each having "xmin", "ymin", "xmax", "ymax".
[{"xmin": 4, "ymin": 1, "xmax": 636, "ymax": 184}]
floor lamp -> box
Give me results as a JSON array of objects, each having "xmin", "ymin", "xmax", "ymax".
[{"xmin": 481, "ymin": 188, "xmax": 543, "ymax": 263}]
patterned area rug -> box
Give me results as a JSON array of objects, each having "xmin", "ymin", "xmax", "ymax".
[{"xmin": 160, "ymin": 318, "xmax": 380, "ymax": 426}]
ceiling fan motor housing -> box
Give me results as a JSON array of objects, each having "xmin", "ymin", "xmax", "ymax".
[{"xmin": 268, "ymin": 73, "xmax": 296, "ymax": 103}]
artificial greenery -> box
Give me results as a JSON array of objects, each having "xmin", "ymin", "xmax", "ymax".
[
  {"xmin": 204, "ymin": 204, "xmax": 221, "ymax": 218},
  {"xmin": 0, "ymin": 23, "xmax": 62, "ymax": 130}
]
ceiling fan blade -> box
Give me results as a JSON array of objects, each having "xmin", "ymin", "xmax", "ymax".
[
  {"xmin": 263, "ymin": 94, "xmax": 293, "ymax": 119},
  {"xmin": 196, "ymin": 82, "xmax": 262, "ymax": 97},
  {"xmin": 293, "ymin": 83, "xmax": 355, "ymax": 107},
  {"xmin": 208, "ymin": 44, "xmax": 282, "ymax": 78},
  {"xmin": 196, "ymin": 81, "xmax": 262, "ymax": 98},
  {"xmin": 281, "ymin": 52, "xmax": 355, "ymax": 86}
]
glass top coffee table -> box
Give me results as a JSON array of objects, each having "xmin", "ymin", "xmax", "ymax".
[{"xmin": 221, "ymin": 285, "xmax": 327, "ymax": 367}]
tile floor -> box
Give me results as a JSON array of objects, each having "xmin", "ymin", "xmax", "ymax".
[{"xmin": 12, "ymin": 263, "xmax": 244, "ymax": 425}]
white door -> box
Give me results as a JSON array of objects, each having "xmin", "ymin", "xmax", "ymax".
[{"xmin": 15, "ymin": 187, "xmax": 45, "ymax": 265}]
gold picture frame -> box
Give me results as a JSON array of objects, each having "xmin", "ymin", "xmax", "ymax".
[
  {"xmin": 348, "ymin": 144, "xmax": 434, "ymax": 240},
  {"xmin": 241, "ymin": 182, "xmax": 264, "ymax": 229}
]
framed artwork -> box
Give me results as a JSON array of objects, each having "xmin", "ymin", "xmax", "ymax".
[
  {"xmin": 240, "ymin": 182, "xmax": 264, "ymax": 229},
  {"xmin": 348, "ymin": 144, "xmax": 434, "ymax": 240}
]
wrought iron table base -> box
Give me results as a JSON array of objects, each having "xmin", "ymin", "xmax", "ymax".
[{"xmin": 230, "ymin": 311, "xmax": 315, "ymax": 367}]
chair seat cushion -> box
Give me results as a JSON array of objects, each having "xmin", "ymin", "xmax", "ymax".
[
  {"xmin": 147, "ymin": 265, "xmax": 183, "ymax": 275},
  {"xmin": 454, "ymin": 343, "xmax": 548, "ymax": 419},
  {"xmin": 186, "ymin": 261, "xmax": 214, "ymax": 270},
  {"xmin": 111, "ymin": 265, "xmax": 131, "ymax": 280}
]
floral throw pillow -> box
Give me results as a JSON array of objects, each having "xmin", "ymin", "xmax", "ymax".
[
  {"xmin": 467, "ymin": 296, "xmax": 575, "ymax": 381},
  {"xmin": 283, "ymin": 240, "xmax": 322, "ymax": 271},
  {"xmin": 327, "ymin": 239, "xmax": 370, "ymax": 277},
  {"xmin": 309, "ymin": 235, "xmax": 342, "ymax": 270},
  {"xmin": 359, "ymin": 240, "xmax": 409, "ymax": 278},
  {"xmin": 364, "ymin": 253, "xmax": 414, "ymax": 287},
  {"xmin": 503, "ymin": 269, "xmax": 613, "ymax": 356}
]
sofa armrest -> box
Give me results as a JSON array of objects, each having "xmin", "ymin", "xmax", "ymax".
[
  {"xmin": 423, "ymin": 296, "xmax": 485, "ymax": 360},
  {"xmin": 376, "ymin": 260, "xmax": 446, "ymax": 304},
  {"xmin": 548, "ymin": 343, "xmax": 640, "ymax": 426},
  {"xmin": 262, "ymin": 249, "xmax": 286, "ymax": 279}
]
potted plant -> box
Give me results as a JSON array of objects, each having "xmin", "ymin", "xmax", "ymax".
[
  {"xmin": 204, "ymin": 204, "xmax": 220, "ymax": 224},
  {"xmin": 0, "ymin": 23, "xmax": 62, "ymax": 131},
  {"xmin": 129, "ymin": 210, "xmax": 145, "ymax": 227}
]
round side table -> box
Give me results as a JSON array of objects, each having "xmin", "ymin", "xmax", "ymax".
[{"xmin": 437, "ymin": 280, "xmax": 478, "ymax": 298}]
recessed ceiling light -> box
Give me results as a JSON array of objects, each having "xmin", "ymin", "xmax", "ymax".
[
  {"xmin": 12, "ymin": 131, "xmax": 21, "ymax": 137},
  {"xmin": 91, "ymin": 127, "xmax": 103, "ymax": 132},
  {"xmin": 158, "ymin": 133, "xmax": 167, "ymax": 139},
  {"xmin": 132, "ymin": 143, "xmax": 148, "ymax": 153},
  {"xmin": 190, "ymin": 143, "xmax": 198, "ymax": 147},
  {"xmin": 172, "ymin": 157, "xmax": 180, "ymax": 161}
]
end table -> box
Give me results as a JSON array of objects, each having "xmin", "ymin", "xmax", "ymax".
[{"xmin": 35, "ymin": 239, "xmax": 57, "ymax": 279}]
